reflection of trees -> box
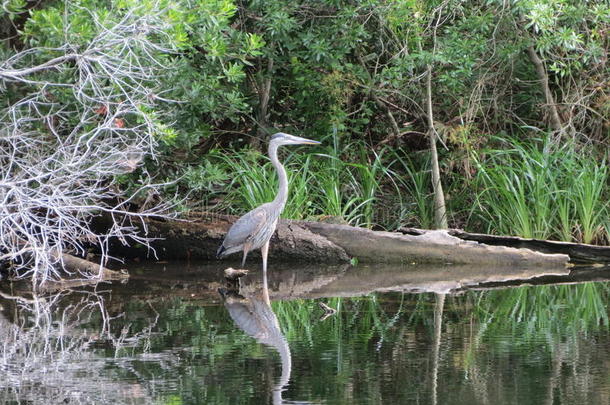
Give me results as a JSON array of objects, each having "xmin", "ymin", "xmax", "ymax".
[
  {"xmin": 471, "ymin": 283, "xmax": 610, "ymax": 338},
  {"xmin": 0, "ymin": 274, "xmax": 608, "ymax": 404},
  {"xmin": 0, "ymin": 289, "xmax": 158, "ymax": 404},
  {"xmin": 270, "ymin": 284, "xmax": 610, "ymax": 404},
  {"xmin": 457, "ymin": 283, "xmax": 610, "ymax": 404},
  {"xmin": 238, "ymin": 281, "xmax": 610, "ymax": 404}
]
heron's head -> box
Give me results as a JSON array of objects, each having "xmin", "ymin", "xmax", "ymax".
[{"xmin": 270, "ymin": 132, "xmax": 321, "ymax": 146}]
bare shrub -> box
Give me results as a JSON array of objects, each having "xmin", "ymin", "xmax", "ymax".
[{"xmin": 0, "ymin": 3, "xmax": 177, "ymax": 284}]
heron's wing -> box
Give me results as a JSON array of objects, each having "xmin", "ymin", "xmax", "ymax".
[{"xmin": 222, "ymin": 206, "xmax": 268, "ymax": 250}]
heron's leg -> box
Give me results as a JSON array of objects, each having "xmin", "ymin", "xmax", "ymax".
[
  {"xmin": 261, "ymin": 240, "xmax": 270, "ymax": 305},
  {"xmin": 241, "ymin": 243, "xmax": 250, "ymax": 268}
]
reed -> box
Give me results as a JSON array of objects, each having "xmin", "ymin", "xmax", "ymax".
[
  {"xmin": 572, "ymin": 162, "xmax": 609, "ymax": 244},
  {"xmin": 387, "ymin": 151, "xmax": 434, "ymax": 229},
  {"xmin": 472, "ymin": 136, "xmax": 609, "ymax": 243},
  {"xmin": 199, "ymin": 133, "xmax": 608, "ymax": 243}
]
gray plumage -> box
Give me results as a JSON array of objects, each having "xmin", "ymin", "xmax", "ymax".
[
  {"xmin": 217, "ymin": 133, "xmax": 320, "ymax": 276},
  {"xmin": 216, "ymin": 203, "xmax": 278, "ymax": 260}
]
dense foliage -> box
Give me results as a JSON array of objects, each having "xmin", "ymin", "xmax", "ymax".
[{"xmin": 1, "ymin": 0, "xmax": 609, "ymax": 276}]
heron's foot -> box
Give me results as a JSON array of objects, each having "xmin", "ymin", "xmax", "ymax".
[
  {"xmin": 224, "ymin": 267, "xmax": 249, "ymax": 281},
  {"xmin": 218, "ymin": 287, "xmax": 245, "ymax": 302},
  {"xmin": 318, "ymin": 301, "xmax": 337, "ymax": 321}
]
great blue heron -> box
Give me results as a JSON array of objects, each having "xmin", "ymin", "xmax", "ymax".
[{"xmin": 216, "ymin": 132, "xmax": 320, "ymax": 282}]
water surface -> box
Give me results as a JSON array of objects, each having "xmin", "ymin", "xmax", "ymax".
[{"xmin": 1, "ymin": 262, "xmax": 609, "ymax": 404}]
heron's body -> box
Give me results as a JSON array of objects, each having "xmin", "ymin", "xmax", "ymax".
[
  {"xmin": 216, "ymin": 203, "xmax": 279, "ymax": 259},
  {"xmin": 217, "ymin": 133, "xmax": 320, "ymax": 278}
]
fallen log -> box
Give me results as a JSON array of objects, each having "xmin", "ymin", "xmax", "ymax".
[
  {"xmin": 98, "ymin": 213, "xmax": 574, "ymax": 267},
  {"xmin": 398, "ymin": 227, "xmax": 610, "ymax": 265},
  {"xmin": 99, "ymin": 213, "xmax": 350, "ymax": 263},
  {"xmin": 56, "ymin": 253, "xmax": 127, "ymax": 280},
  {"xmin": 301, "ymin": 222, "xmax": 568, "ymax": 267},
  {"xmin": 1, "ymin": 247, "xmax": 126, "ymax": 283},
  {"xmin": 446, "ymin": 229, "xmax": 610, "ymax": 264},
  {"xmin": 0, "ymin": 252, "xmax": 128, "ymax": 291}
]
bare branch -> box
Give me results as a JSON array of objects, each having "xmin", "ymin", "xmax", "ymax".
[
  {"xmin": 0, "ymin": 53, "xmax": 80, "ymax": 80},
  {"xmin": 0, "ymin": 2, "xmax": 179, "ymax": 285}
]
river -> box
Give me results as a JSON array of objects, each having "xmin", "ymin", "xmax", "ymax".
[{"xmin": 1, "ymin": 262, "xmax": 609, "ymax": 404}]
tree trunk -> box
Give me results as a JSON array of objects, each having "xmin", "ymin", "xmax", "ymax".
[
  {"xmin": 526, "ymin": 46, "xmax": 563, "ymax": 132},
  {"xmin": 252, "ymin": 54, "xmax": 274, "ymax": 148},
  {"xmin": 425, "ymin": 64, "xmax": 448, "ymax": 229}
]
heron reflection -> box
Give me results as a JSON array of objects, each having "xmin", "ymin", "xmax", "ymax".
[{"xmin": 219, "ymin": 275, "xmax": 291, "ymax": 405}]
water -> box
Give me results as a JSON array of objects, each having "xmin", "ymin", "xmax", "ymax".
[{"xmin": 2, "ymin": 262, "xmax": 610, "ymax": 404}]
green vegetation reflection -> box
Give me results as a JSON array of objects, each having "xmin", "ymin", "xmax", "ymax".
[{"xmin": 120, "ymin": 283, "xmax": 608, "ymax": 404}]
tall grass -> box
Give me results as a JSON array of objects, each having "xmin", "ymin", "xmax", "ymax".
[
  {"xmin": 472, "ymin": 136, "xmax": 609, "ymax": 243},
  {"xmin": 197, "ymin": 133, "xmax": 608, "ymax": 241},
  {"xmin": 207, "ymin": 149, "xmax": 317, "ymax": 220},
  {"xmin": 207, "ymin": 134, "xmax": 401, "ymax": 228},
  {"xmin": 387, "ymin": 151, "xmax": 435, "ymax": 229}
]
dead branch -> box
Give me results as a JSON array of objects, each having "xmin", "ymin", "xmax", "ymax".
[{"xmin": 0, "ymin": 2, "xmax": 178, "ymax": 285}]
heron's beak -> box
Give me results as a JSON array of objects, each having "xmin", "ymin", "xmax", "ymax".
[{"xmin": 292, "ymin": 135, "xmax": 321, "ymax": 145}]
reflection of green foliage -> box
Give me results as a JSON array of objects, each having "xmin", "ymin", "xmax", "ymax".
[
  {"xmin": 108, "ymin": 298, "xmax": 285, "ymax": 404},
  {"xmin": 472, "ymin": 282, "xmax": 610, "ymax": 343},
  {"xmin": 54, "ymin": 279, "xmax": 610, "ymax": 404},
  {"xmin": 273, "ymin": 295, "xmax": 406, "ymax": 345}
]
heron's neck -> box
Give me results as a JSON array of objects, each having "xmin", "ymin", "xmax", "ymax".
[
  {"xmin": 268, "ymin": 142, "xmax": 288, "ymax": 211},
  {"xmin": 274, "ymin": 335, "xmax": 292, "ymax": 404}
]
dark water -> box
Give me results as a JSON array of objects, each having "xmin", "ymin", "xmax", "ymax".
[{"xmin": 2, "ymin": 262, "xmax": 610, "ymax": 404}]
